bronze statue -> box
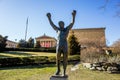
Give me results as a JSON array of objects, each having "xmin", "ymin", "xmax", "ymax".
[{"xmin": 47, "ymin": 10, "xmax": 76, "ymax": 77}]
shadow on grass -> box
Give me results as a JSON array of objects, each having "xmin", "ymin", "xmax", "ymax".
[
  {"xmin": 0, "ymin": 64, "xmax": 56, "ymax": 70},
  {"xmin": 0, "ymin": 61, "xmax": 79, "ymax": 71},
  {"xmin": 3, "ymin": 51, "xmax": 34, "ymax": 56}
]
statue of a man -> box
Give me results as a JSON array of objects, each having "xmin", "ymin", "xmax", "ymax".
[{"xmin": 47, "ymin": 10, "xmax": 76, "ymax": 77}]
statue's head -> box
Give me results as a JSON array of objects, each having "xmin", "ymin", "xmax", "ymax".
[{"xmin": 58, "ymin": 21, "xmax": 64, "ymax": 29}]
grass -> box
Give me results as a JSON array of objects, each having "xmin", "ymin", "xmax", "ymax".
[
  {"xmin": 69, "ymin": 64, "xmax": 120, "ymax": 80},
  {"xmin": 0, "ymin": 64, "xmax": 120, "ymax": 80},
  {"xmin": 0, "ymin": 65, "xmax": 55, "ymax": 80},
  {"xmin": 0, "ymin": 51, "xmax": 119, "ymax": 80},
  {"xmin": 0, "ymin": 51, "xmax": 56, "ymax": 58}
]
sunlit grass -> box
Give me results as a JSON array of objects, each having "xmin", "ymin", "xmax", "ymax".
[
  {"xmin": 69, "ymin": 64, "xmax": 120, "ymax": 80},
  {"xmin": 0, "ymin": 53, "xmax": 18, "ymax": 57},
  {"xmin": 0, "ymin": 65, "xmax": 55, "ymax": 80},
  {"xmin": 0, "ymin": 51, "xmax": 56, "ymax": 58},
  {"xmin": 0, "ymin": 64, "xmax": 120, "ymax": 80}
]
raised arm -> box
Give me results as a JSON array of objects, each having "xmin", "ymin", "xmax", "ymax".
[
  {"xmin": 46, "ymin": 13, "xmax": 59, "ymax": 31},
  {"xmin": 67, "ymin": 10, "xmax": 76, "ymax": 30}
]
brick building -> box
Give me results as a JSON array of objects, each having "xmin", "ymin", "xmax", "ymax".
[
  {"xmin": 35, "ymin": 34, "xmax": 56, "ymax": 48},
  {"xmin": 68, "ymin": 27, "xmax": 106, "ymax": 48}
]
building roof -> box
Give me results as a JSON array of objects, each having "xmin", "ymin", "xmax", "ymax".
[
  {"xmin": 6, "ymin": 40, "xmax": 18, "ymax": 44},
  {"xmin": 36, "ymin": 34, "xmax": 56, "ymax": 40},
  {"xmin": 72, "ymin": 27, "xmax": 106, "ymax": 31}
]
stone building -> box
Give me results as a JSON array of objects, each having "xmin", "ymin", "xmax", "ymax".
[
  {"xmin": 6, "ymin": 40, "xmax": 18, "ymax": 48},
  {"xmin": 35, "ymin": 34, "xmax": 56, "ymax": 48},
  {"xmin": 68, "ymin": 27, "xmax": 106, "ymax": 48}
]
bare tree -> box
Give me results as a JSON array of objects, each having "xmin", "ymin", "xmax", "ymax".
[
  {"xmin": 111, "ymin": 39, "xmax": 120, "ymax": 54},
  {"xmin": 100, "ymin": 0, "xmax": 120, "ymax": 17},
  {"xmin": 112, "ymin": 39, "xmax": 120, "ymax": 48},
  {"xmin": 0, "ymin": 35, "xmax": 8, "ymax": 51}
]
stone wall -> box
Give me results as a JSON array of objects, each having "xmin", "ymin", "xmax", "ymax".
[{"xmin": 82, "ymin": 62, "xmax": 120, "ymax": 74}]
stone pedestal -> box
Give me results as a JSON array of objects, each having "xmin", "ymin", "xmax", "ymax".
[{"xmin": 50, "ymin": 75, "xmax": 68, "ymax": 80}]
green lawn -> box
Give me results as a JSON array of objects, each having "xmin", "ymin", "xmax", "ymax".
[
  {"xmin": 0, "ymin": 51, "xmax": 56, "ymax": 58},
  {"xmin": 0, "ymin": 64, "xmax": 120, "ymax": 80},
  {"xmin": 0, "ymin": 51, "xmax": 120, "ymax": 80}
]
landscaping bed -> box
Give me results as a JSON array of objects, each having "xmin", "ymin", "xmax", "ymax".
[{"xmin": 82, "ymin": 62, "xmax": 120, "ymax": 73}]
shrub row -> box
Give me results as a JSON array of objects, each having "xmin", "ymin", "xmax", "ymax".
[
  {"xmin": 0, "ymin": 55, "xmax": 80, "ymax": 67},
  {"xmin": 5, "ymin": 47, "xmax": 56, "ymax": 53}
]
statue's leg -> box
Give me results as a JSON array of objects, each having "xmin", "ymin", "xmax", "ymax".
[
  {"xmin": 55, "ymin": 52, "xmax": 61, "ymax": 75},
  {"xmin": 63, "ymin": 51, "xmax": 68, "ymax": 76}
]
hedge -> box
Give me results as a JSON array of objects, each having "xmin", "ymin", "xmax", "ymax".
[
  {"xmin": 5, "ymin": 47, "xmax": 56, "ymax": 53},
  {"xmin": 0, "ymin": 55, "xmax": 80, "ymax": 67}
]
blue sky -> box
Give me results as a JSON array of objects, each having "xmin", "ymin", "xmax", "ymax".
[{"xmin": 0, "ymin": 0, "xmax": 120, "ymax": 46}]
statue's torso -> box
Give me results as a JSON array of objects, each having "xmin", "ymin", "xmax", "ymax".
[{"xmin": 57, "ymin": 28, "xmax": 69, "ymax": 48}]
